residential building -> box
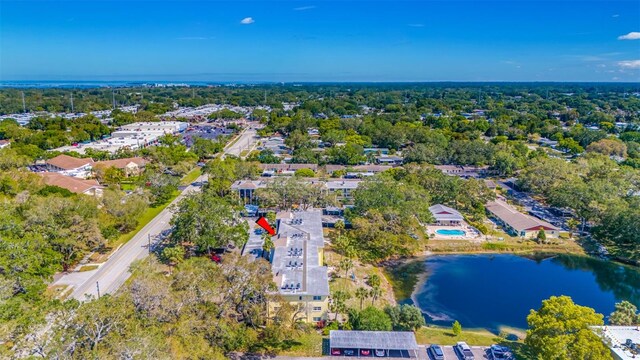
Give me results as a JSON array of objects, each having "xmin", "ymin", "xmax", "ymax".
[
  {"xmin": 270, "ymin": 210, "xmax": 330, "ymax": 322},
  {"xmin": 231, "ymin": 178, "xmax": 363, "ymax": 204},
  {"xmin": 39, "ymin": 172, "xmax": 104, "ymax": 197},
  {"xmin": 486, "ymin": 199, "xmax": 559, "ymax": 239},
  {"xmin": 45, "ymin": 154, "xmax": 94, "ymax": 178},
  {"xmin": 0, "ymin": 139, "xmax": 10, "ymax": 149},
  {"xmin": 429, "ymin": 204, "xmax": 464, "ymax": 226},
  {"xmin": 324, "ymin": 179, "xmax": 362, "ymax": 201},
  {"xmin": 94, "ymin": 157, "xmax": 147, "ymax": 177},
  {"xmin": 375, "ymin": 155, "xmax": 404, "ymax": 165},
  {"xmin": 435, "ymin": 165, "xmax": 493, "ymax": 178},
  {"xmin": 592, "ymin": 326, "xmax": 640, "ymax": 360},
  {"xmin": 260, "ymin": 163, "xmax": 318, "ymax": 176}
]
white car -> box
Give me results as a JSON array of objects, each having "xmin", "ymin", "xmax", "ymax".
[{"xmin": 454, "ymin": 342, "xmax": 474, "ymax": 360}]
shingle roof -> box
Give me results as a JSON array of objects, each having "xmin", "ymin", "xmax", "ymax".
[
  {"xmin": 94, "ymin": 157, "xmax": 147, "ymax": 169},
  {"xmin": 486, "ymin": 200, "xmax": 558, "ymax": 232},
  {"xmin": 330, "ymin": 331, "xmax": 419, "ymax": 350},
  {"xmin": 39, "ymin": 172, "xmax": 103, "ymax": 194},
  {"xmin": 429, "ymin": 204, "xmax": 464, "ymax": 221},
  {"xmin": 46, "ymin": 154, "xmax": 94, "ymax": 170}
]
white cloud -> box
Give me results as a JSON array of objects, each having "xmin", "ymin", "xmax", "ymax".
[
  {"xmin": 408, "ymin": 24, "xmax": 424, "ymax": 27},
  {"xmin": 177, "ymin": 37, "xmax": 208, "ymax": 40},
  {"xmin": 294, "ymin": 5, "xmax": 316, "ymax": 11},
  {"xmin": 618, "ymin": 32, "xmax": 640, "ymax": 40},
  {"xmin": 240, "ymin": 17, "xmax": 255, "ymax": 25},
  {"xmin": 612, "ymin": 14, "xmax": 620, "ymax": 18},
  {"xmin": 618, "ymin": 60, "xmax": 640, "ymax": 69}
]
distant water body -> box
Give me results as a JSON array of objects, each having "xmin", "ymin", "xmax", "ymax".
[{"xmin": 409, "ymin": 254, "xmax": 640, "ymax": 331}]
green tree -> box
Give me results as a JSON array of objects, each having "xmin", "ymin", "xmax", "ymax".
[
  {"xmin": 330, "ymin": 290, "xmax": 350, "ymax": 321},
  {"xmin": 350, "ymin": 306, "xmax": 392, "ymax": 331},
  {"xmin": 385, "ymin": 304, "xmax": 426, "ymax": 331},
  {"xmin": 294, "ymin": 168, "xmax": 315, "ymax": 177},
  {"xmin": 170, "ymin": 191, "xmax": 248, "ymax": 254},
  {"xmin": 525, "ymin": 295, "xmax": 611, "ymax": 360},
  {"xmin": 355, "ymin": 287, "xmax": 369, "ymax": 310},
  {"xmin": 609, "ymin": 301, "xmax": 639, "ymax": 326},
  {"xmin": 339, "ymin": 258, "xmax": 354, "ymax": 279},
  {"xmin": 452, "ymin": 320, "xmax": 462, "ymax": 336}
]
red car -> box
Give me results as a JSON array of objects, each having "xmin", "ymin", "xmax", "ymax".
[
  {"xmin": 331, "ymin": 349, "xmax": 341, "ymax": 356},
  {"xmin": 210, "ymin": 254, "xmax": 221, "ymax": 263},
  {"xmin": 360, "ymin": 349, "xmax": 371, "ymax": 356}
]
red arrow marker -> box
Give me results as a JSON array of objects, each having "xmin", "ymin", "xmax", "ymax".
[{"xmin": 255, "ymin": 216, "xmax": 276, "ymax": 236}]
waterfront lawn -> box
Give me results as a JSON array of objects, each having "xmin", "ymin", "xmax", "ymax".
[
  {"xmin": 325, "ymin": 248, "xmax": 396, "ymax": 308},
  {"xmin": 415, "ymin": 326, "xmax": 503, "ymax": 346}
]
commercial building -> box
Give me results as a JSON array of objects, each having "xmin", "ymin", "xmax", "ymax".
[
  {"xmin": 486, "ymin": 199, "xmax": 559, "ymax": 239},
  {"xmin": 593, "ymin": 326, "xmax": 640, "ymax": 360},
  {"xmin": 429, "ymin": 204, "xmax": 464, "ymax": 226},
  {"xmin": 329, "ymin": 330, "xmax": 420, "ymax": 358},
  {"xmin": 45, "ymin": 154, "xmax": 94, "ymax": 178},
  {"xmin": 270, "ymin": 210, "xmax": 330, "ymax": 322},
  {"xmin": 39, "ymin": 172, "xmax": 104, "ymax": 197},
  {"xmin": 53, "ymin": 121, "xmax": 188, "ymax": 154}
]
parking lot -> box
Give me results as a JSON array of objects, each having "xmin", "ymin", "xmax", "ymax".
[{"xmin": 435, "ymin": 345, "xmax": 489, "ymax": 359}]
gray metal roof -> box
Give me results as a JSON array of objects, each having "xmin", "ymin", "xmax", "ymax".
[
  {"xmin": 271, "ymin": 210, "xmax": 330, "ymax": 296},
  {"xmin": 329, "ymin": 331, "xmax": 419, "ymax": 350}
]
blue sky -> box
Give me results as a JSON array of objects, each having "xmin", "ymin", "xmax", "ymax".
[{"xmin": 1, "ymin": 0, "xmax": 639, "ymax": 82}]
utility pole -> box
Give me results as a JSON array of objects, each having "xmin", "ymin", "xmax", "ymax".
[
  {"xmin": 96, "ymin": 281, "xmax": 101, "ymax": 299},
  {"xmin": 148, "ymin": 233, "xmax": 151, "ymax": 254},
  {"xmin": 21, "ymin": 91, "xmax": 26, "ymax": 113},
  {"xmin": 70, "ymin": 93, "xmax": 74, "ymax": 113}
]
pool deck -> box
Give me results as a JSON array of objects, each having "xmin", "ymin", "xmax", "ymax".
[{"xmin": 426, "ymin": 224, "xmax": 483, "ymax": 241}]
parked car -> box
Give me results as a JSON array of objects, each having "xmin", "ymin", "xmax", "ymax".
[
  {"xmin": 489, "ymin": 345, "xmax": 511, "ymax": 359},
  {"xmin": 331, "ymin": 349, "xmax": 341, "ymax": 356},
  {"xmin": 343, "ymin": 349, "xmax": 356, "ymax": 356},
  {"xmin": 455, "ymin": 342, "xmax": 474, "ymax": 360},
  {"xmin": 428, "ymin": 344, "xmax": 445, "ymax": 360},
  {"xmin": 374, "ymin": 349, "xmax": 386, "ymax": 357},
  {"xmin": 360, "ymin": 349, "xmax": 371, "ymax": 356}
]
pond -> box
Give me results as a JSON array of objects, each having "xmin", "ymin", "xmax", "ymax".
[{"xmin": 409, "ymin": 254, "xmax": 640, "ymax": 332}]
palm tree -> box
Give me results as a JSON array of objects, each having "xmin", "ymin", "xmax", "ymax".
[
  {"xmin": 370, "ymin": 285, "xmax": 382, "ymax": 306},
  {"xmin": 339, "ymin": 258, "xmax": 354, "ymax": 279},
  {"xmin": 355, "ymin": 287, "xmax": 369, "ymax": 310}
]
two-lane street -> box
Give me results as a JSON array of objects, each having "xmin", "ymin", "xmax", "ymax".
[{"xmin": 54, "ymin": 125, "xmax": 261, "ymax": 301}]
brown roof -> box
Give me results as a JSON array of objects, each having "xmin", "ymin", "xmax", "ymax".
[
  {"xmin": 351, "ymin": 165, "xmax": 392, "ymax": 172},
  {"xmin": 94, "ymin": 157, "xmax": 147, "ymax": 169},
  {"xmin": 0, "ymin": 140, "xmax": 10, "ymax": 146},
  {"xmin": 39, "ymin": 172, "xmax": 103, "ymax": 194},
  {"xmin": 486, "ymin": 200, "xmax": 558, "ymax": 232},
  {"xmin": 46, "ymin": 154, "xmax": 94, "ymax": 170}
]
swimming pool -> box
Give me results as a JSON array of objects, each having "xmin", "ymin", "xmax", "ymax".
[{"xmin": 436, "ymin": 229, "xmax": 466, "ymax": 236}]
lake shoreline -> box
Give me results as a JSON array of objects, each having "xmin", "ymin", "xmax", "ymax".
[{"xmin": 382, "ymin": 249, "xmax": 640, "ymax": 336}]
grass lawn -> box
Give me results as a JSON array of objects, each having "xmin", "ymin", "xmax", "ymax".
[
  {"xmin": 78, "ymin": 265, "xmax": 99, "ymax": 272},
  {"xmin": 415, "ymin": 326, "xmax": 504, "ymax": 346},
  {"xmin": 277, "ymin": 331, "xmax": 324, "ymax": 357},
  {"xmin": 324, "ymin": 248, "xmax": 396, "ymax": 309},
  {"xmin": 179, "ymin": 167, "xmax": 202, "ymax": 186}
]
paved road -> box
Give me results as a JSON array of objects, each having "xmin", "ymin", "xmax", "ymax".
[
  {"xmin": 55, "ymin": 124, "xmax": 261, "ymax": 301},
  {"xmin": 223, "ymin": 126, "xmax": 258, "ymax": 158}
]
